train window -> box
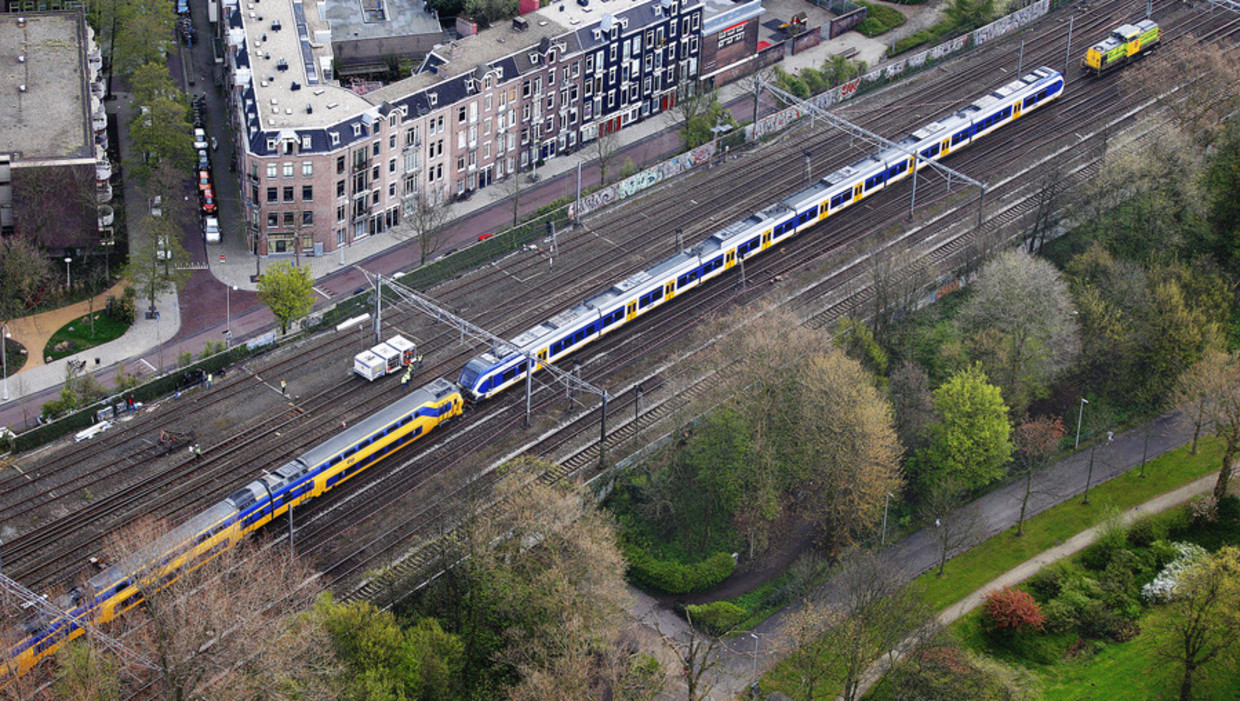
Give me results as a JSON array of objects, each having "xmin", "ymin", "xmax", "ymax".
[
  {"xmin": 653, "ymin": 288, "xmax": 663, "ymax": 301},
  {"xmin": 575, "ymin": 329, "xmax": 586, "ymax": 342}
]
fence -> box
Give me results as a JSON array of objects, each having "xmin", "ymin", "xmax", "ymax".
[{"xmin": 745, "ymin": 0, "xmax": 1051, "ymax": 142}]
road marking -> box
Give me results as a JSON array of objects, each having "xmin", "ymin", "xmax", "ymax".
[
  {"xmin": 312, "ymin": 286, "xmax": 331, "ymax": 299},
  {"xmin": 139, "ymin": 358, "xmax": 156, "ymax": 372}
]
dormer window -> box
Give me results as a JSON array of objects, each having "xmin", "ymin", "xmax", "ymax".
[
  {"xmin": 429, "ymin": 92, "xmax": 438, "ymax": 106},
  {"xmin": 301, "ymin": 135, "xmax": 312, "ymax": 150},
  {"xmin": 330, "ymin": 131, "xmax": 340, "ymax": 145},
  {"xmin": 266, "ymin": 137, "xmax": 277, "ymax": 151},
  {"xmin": 352, "ymin": 123, "xmax": 362, "ymax": 136},
  {"xmin": 529, "ymin": 52, "xmax": 540, "ymax": 64}
]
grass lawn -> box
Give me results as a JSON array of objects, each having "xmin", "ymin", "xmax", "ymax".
[
  {"xmin": 43, "ymin": 312, "xmax": 130, "ymax": 362},
  {"xmin": 763, "ymin": 437, "xmax": 1224, "ymax": 699},
  {"xmin": 916, "ymin": 437, "xmax": 1223, "ymax": 612}
]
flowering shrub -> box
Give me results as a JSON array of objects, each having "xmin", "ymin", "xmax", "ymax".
[
  {"xmin": 983, "ymin": 587, "xmax": 1045, "ymax": 634},
  {"xmin": 1188, "ymin": 496, "xmax": 1219, "ymax": 525},
  {"xmin": 1141, "ymin": 542, "xmax": 1207, "ymax": 603}
]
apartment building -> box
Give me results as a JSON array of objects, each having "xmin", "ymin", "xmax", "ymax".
[
  {"xmin": 225, "ymin": 0, "xmax": 707, "ymax": 257},
  {"xmin": 0, "ymin": 11, "xmax": 112, "ymax": 253}
]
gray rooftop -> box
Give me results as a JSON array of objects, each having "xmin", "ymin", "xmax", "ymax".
[
  {"xmin": 320, "ymin": 0, "xmax": 441, "ymax": 43},
  {"xmin": 0, "ymin": 12, "xmax": 92, "ymax": 161},
  {"xmin": 232, "ymin": 0, "xmax": 374, "ymax": 129}
]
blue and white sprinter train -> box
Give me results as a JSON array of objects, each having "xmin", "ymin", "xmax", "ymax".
[{"xmin": 458, "ymin": 67, "xmax": 1065, "ymax": 400}]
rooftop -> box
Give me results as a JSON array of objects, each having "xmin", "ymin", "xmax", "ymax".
[
  {"xmin": 0, "ymin": 12, "xmax": 92, "ymax": 161},
  {"xmin": 320, "ymin": 0, "xmax": 442, "ymax": 43},
  {"xmin": 231, "ymin": 0, "xmax": 374, "ymax": 130}
]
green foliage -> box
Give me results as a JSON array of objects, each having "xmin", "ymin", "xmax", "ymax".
[
  {"xmin": 425, "ymin": 0, "xmax": 464, "ymax": 19},
  {"xmin": 462, "ymin": 0, "xmax": 519, "ymax": 26},
  {"xmin": 942, "ymin": 0, "xmax": 995, "ymax": 32},
  {"xmin": 1203, "ymin": 120, "xmax": 1240, "ymax": 265},
  {"xmin": 774, "ymin": 66, "xmax": 810, "ymax": 99},
  {"xmin": 624, "ymin": 545, "xmax": 735, "ymax": 595},
  {"xmin": 914, "ymin": 364, "xmax": 1012, "ymax": 491},
  {"xmin": 105, "ymin": 287, "xmax": 138, "ymax": 324},
  {"xmin": 1127, "ymin": 515, "xmax": 1165, "ymax": 548},
  {"xmin": 43, "ymin": 313, "xmax": 130, "ymax": 362},
  {"xmin": 686, "ymin": 601, "xmax": 747, "ymax": 636},
  {"xmin": 0, "ymin": 236, "xmax": 54, "ymax": 323},
  {"xmin": 833, "ymin": 316, "xmax": 889, "ymax": 377},
  {"xmin": 1025, "ymin": 561, "xmax": 1072, "ymax": 602},
  {"xmin": 199, "ymin": 339, "xmax": 226, "ymax": 359},
  {"xmin": 112, "ymin": 0, "xmax": 177, "ymax": 80},
  {"xmin": 129, "ymin": 96, "xmax": 194, "ymax": 179},
  {"xmin": 854, "ymin": 1, "xmax": 906, "ymax": 36},
  {"xmin": 257, "ymin": 262, "xmax": 316, "ymax": 334},
  {"xmin": 678, "ymin": 92, "xmax": 737, "ymax": 149},
  {"xmin": 888, "ymin": 21, "xmax": 955, "ymax": 56}
]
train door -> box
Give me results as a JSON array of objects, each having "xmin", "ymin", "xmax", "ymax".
[
  {"xmin": 761, "ymin": 230, "xmax": 772, "ymax": 250},
  {"xmin": 852, "ymin": 184, "xmax": 864, "ymax": 203},
  {"xmin": 537, "ymin": 348, "xmax": 548, "ymax": 369},
  {"xmin": 1013, "ymin": 101, "xmax": 1022, "ymax": 119},
  {"xmin": 626, "ymin": 301, "xmax": 637, "ymax": 321},
  {"xmin": 664, "ymin": 281, "xmax": 676, "ymax": 301},
  {"xmin": 940, "ymin": 138, "xmax": 950, "ymax": 156},
  {"xmin": 724, "ymin": 250, "xmax": 736, "ymax": 270}
]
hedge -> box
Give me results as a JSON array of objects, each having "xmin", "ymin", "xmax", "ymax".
[
  {"xmin": 888, "ymin": 21, "xmax": 956, "ymax": 56},
  {"xmin": 686, "ymin": 601, "xmax": 748, "ymax": 636},
  {"xmin": 625, "ymin": 544, "xmax": 735, "ymax": 594},
  {"xmin": 13, "ymin": 344, "xmax": 258, "ymax": 453},
  {"xmin": 854, "ymin": 2, "xmax": 906, "ymax": 37}
]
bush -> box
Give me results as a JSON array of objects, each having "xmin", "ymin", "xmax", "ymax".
[
  {"xmin": 686, "ymin": 601, "xmax": 747, "ymax": 636},
  {"xmin": 854, "ymin": 1, "xmax": 906, "ymax": 36},
  {"xmin": 1080, "ymin": 527, "xmax": 1127, "ymax": 571},
  {"xmin": 982, "ymin": 587, "xmax": 1045, "ymax": 634},
  {"xmin": 1126, "ymin": 516, "xmax": 1162, "ymax": 548},
  {"xmin": 1041, "ymin": 598, "xmax": 1078, "ymax": 634},
  {"xmin": 1025, "ymin": 562, "xmax": 1068, "ymax": 602},
  {"xmin": 105, "ymin": 287, "xmax": 137, "ymax": 324},
  {"xmin": 625, "ymin": 545, "xmax": 735, "ymax": 595}
]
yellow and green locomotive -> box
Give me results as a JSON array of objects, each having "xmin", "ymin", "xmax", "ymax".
[{"xmin": 1083, "ymin": 20, "xmax": 1160, "ymax": 76}]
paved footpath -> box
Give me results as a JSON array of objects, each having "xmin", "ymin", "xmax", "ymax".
[{"xmin": 637, "ymin": 409, "xmax": 1206, "ymax": 700}]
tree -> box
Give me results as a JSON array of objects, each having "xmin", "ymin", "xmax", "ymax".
[
  {"xmin": 888, "ymin": 360, "xmax": 936, "ymax": 456},
  {"xmin": 1012, "ymin": 415, "xmax": 1064, "ymax": 536},
  {"xmin": 943, "ymin": 0, "xmax": 995, "ymax": 32},
  {"xmin": 1126, "ymin": 38, "xmax": 1240, "ymax": 148},
  {"xmin": 982, "ymin": 588, "xmax": 1044, "ymax": 634},
  {"xmin": 921, "ymin": 482, "xmax": 982, "ymax": 577},
  {"xmin": 111, "ymin": 0, "xmax": 177, "ymax": 81},
  {"xmin": 1023, "ymin": 166, "xmax": 1066, "ymax": 253},
  {"xmin": 832, "ymin": 316, "xmax": 888, "ymax": 378},
  {"xmin": 663, "ymin": 608, "xmax": 730, "ymax": 701},
  {"xmin": 0, "ymin": 236, "xmax": 54, "ymax": 323},
  {"xmin": 684, "ymin": 408, "xmax": 775, "ymax": 558},
  {"xmin": 795, "ymin": 349, "xmax": 903, "ymax": 552},
  {"xmin": 1177, "ymin": 350, "xmax": 1240, "ymax": 498},
  {"xmin": 672, "ymin": 89, "xmax": 734, "ymax": 150},
  {"xmin": 592, "ymin": 121, "xmax": 621, "ymax": 186},
  {"xmin": 1204, "ymin": 120, "xmax": 1240, "ymax": 266},
  {"xmin": 1150, "ymin": 546, "xmax": 1240, "ymax": 701},
  {"xmin": 130, "ymin": 61, "xmax": 179, "ymax": 106},
  {"xmin": 257, "ymin": 261, "xmax": 316, "ymax": 334},
  {"xmin": 957, "ymin": 248, "xmax": 1079, "ymax": 415},
  {"xmin": 865, "ymin": 242, "xmax": 934, "ymax": 344},
  {"xmin": 128, "ymin": 96, "xmax": 194, "ymax": 183},
  {"xmin": 780, "ymin": 600, "xmax": 835, "ymax": 701},
  {"xmin": 68, "ymin": 518, "xmax": 337, "ymax": 699},
  {"xmin": 462, "ymin": 0, "xmax": 518, "ymax": 26},
  {"xmin": 125, "ymin": 222, "xmax": 189, "ymax": 317},
  {"xmin": 395, "ymin": 193, "xmax": 452, "ymax": 266},
  {"xmin": 916, "ymin": 365, "xmax": 1012, "ymax": 492},
  {"xmin": 499, "ymin": 164, "xmax": 528, "ymax": 229}
]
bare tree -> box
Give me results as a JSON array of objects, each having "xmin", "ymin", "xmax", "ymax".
[
  {"xmin": 660, "ymin": 608, "xmax": 730, "ymax": 701},
  {"xmin": 1176, "ymin": 350, "xmax": 1240, "ymax": 497},
  {"xmin": 740, "ymin": 65, "xmax": 777, "ymax": 124},
  {"xmin": 888, "ymin": 360, "xmax": 937, "ymax": 456},
  {"xmin": 1125, "ymin": 38, "xmax": 1240, "ymax": 147},
  {"xmin": 1023, "ymin": 165, "xmax": 1066, "ymax": 253},
  {"xmin": 1012, "ymin": 415, "xmax": 1065, "ymax": 536},
  {"xmin": 867, "ymin": 242, "xmax": 934, "ymax": 344},
  {"xmin": 593, "ymin": 122, "xmax": 621, "ymax": 186},
  {"xmin": 779, "ymin": 600, "xmax": 835, "ymax": 701},
  {"xmin": 921, "ymin": 482, "xmax": 982, "ymax": 577},
  {"xmin": 394, "ymin": 194, "xmax": 452, "ymax": 266}
]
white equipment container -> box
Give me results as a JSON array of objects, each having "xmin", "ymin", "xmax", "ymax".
[
  {"xmin": 353, "ymin": 350, "xmax": 386, "ymax": 381},
  {"xmin": 371, "ymin": 342, "xmax": 402, "ymax": 374},
  {"xmin": 386, "ymin": 335, "xmax": 417, "ymax": 366}
]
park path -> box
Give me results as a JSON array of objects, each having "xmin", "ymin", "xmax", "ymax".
[{"xmin": 6, "ymin": 281, "xmax": 130, "ymax": 372}]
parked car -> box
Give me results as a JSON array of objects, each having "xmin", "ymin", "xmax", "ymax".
[
  {"xmin": 156, "ymin": 235, "xmax": 171, "ymax": 260},
  {"xmin": 204, "ymin": 216, "xmax": 220, "ymax": 243},
  {"xmin": 197, "ymin": 149, "xmax": 209, "ymax": 170},
  {"xmin": 197, "ymin": 169, "xmax": 211, "ymax": 191},
  {"xmin": 200, "ymin": 187, "xmax": 216, "ymax": 214},
  {"xmin": 149, "ymin": 195, "xmax": 163, "ymax": 217},
  {"xmin": 193, "ymin": 128, "xmax": 208, "ymax": 151}
]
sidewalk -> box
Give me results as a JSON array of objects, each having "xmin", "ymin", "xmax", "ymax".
[{"xmin": 4, "ymin": 280, "xmax": 130, "ymax": 372}]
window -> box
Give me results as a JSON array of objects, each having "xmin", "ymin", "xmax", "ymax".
[
  {"xmin": 457, "ymin": 156, "xmax": 465, "ymax": 171},
  {"xmin": 283, "ymin": 162, "xmax": 294, "ymax": 178},
  {"xmin": 267, "ymin": 164, "xmax": 278, "ymax": 178},
  {"xmin": 283, "ymin": 211, "xmax": 295, "ymax": 226},
  {"xmin": 283, "ymin": 186, "xmax": 295, "ymax": 202},
  {"xmin": 337, "ymin": 205, "xmax": 346, "ymax": 221},
  {"xmin": 458, "ymin": 105, "xmax": 467, "ymax": 122},
  {"xmin": 301, "ymin": 135, "xmax": 312, "ymax": 150},
  {"xmin": 336, "ymin": 180, "xmax": 345, "ymax": 197},
  {"xmin": 302, "ymin": 185, "xmax": 313, "ymax": 201},
  {"xmin": 388, "ymin": 182, "xmax": 396, "ymax": 197},
  {"xmin": 330, "ymin": 131, "xmax": 340, "ymax": 145},
  {"xmin": 302, "ymin": 161, "xmax": 313, "ymax": 176},
  {"xmin": 389, "ymin": 158, "xmax": 396, "ymax": 173},
  {"xmin": 267, "ymin": 212, "xmax": 279, "ymax": 226},
  {"xmin": 372, "ymin": 141, "xmax": 381, "ymax": 156},
  {"xmin": 303, "ymin": 211, "xmax": 314, "ymax": 225},
  {"xmin": 267, "ymin": 187, "xmax": 278, "ymax": 203},
  {"xmin": 389, "ymin": 134, "xmax": 396, "ymax": 149}
]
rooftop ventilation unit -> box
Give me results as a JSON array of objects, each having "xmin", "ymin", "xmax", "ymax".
[
  {"xmin": 306, "ymin": 103, "xmax": 312, "ymax": 113},
  {"xmin": 291, "ymin": 81, "xmax": 301, "ymax": 90},
  {"xmin": 512, "ymin": 16, "xmax": 528, "ymax": 31}
]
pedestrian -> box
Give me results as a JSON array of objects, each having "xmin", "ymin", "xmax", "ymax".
[
  {"xmin": 401, "ymin": 366, "xmax": 413, "ymax": 392},
  {"xmin": 281, "ymin": 380, "xmax": 287, "ymax": 396},
  {"xmin": 211, "ymin": 136, "xmax": 218, "ymax": 152},
  {"xmin": 206, "ymin": 372, "xmax": 213, "ymax": 389},
  {"xmin": 415, "ymin": 353, "xmax": 424, "ymax": 369}
]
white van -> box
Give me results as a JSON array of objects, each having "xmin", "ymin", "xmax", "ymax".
[{"xmin": 204, "ymin": 216, "xmax": 220, "ymax": 243}]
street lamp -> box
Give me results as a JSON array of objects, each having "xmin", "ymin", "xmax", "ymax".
[
  {"xmin": 64, "ymin": 257, "xmax": 72, "ymax": 289},
  {"xmin": 1075, "ymin": 397, "xmax": 1089, "ymax": 449},
  {"xmin": 1, "ymin": 323, "xmax": 10, "ymax": 401},
  {"xmin": 225, "ymin": 285, "xmax": 237, "ymax": 348},
  {"xmin": 881, "ymin": 491, "xmax": 895, "ymax": 545},
  {"xmin": 749, "ymin": 632, "xmax": 760, "ymax": 691}
]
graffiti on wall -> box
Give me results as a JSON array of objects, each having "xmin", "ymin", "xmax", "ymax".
[
  {"xmin": 570, "ymin": 141, "xmax": 718, "ymax": 218},
  {"xmin": 972, "ymin": 0, "xmax": 1049, "ymax": 46}
]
